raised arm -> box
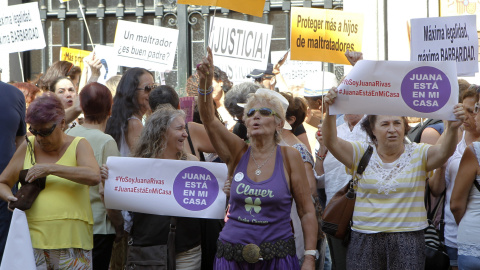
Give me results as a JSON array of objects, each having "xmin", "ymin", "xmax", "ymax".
[
  {"xmin": 196, "ymin": 47, "xmax": 245, "ymax": 166},
  {"xmin": 188, "ymin": 122, "xmax": 216, "ymax": 154},
  {"xmin": 451, "ymin": 145, "xmax": 478, "ymax": 224},
  {"xmin": 426, "ymin": 104, "xmax": 465, "ymax": 172},
  {"xmin": 321, "ymin": 88, "xmax": 354, "ymax": 168},
  {"xmin": 25, "ymin": 138, "xmax": 100, "ymax": 186}
]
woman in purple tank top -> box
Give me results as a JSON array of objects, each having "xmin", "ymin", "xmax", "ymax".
[{"xmin": 197, "ymin": 48, "xmax": 318, "ymax": 270}]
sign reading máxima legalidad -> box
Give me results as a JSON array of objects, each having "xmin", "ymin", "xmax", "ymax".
[
  {"xmin": 330, "ymin": 60, "xmax": 458, "ymax": 120},
  {"xmin": 104, "ymin": 157, "xmax": 227, "ymax": 219}
]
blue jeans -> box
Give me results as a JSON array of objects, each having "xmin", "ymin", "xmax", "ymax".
[
  {"xmin": 445, "ymin": 245, "xmax": 458, "ymax": 267},
  {"xmin": 458, "ymin": 254, "xmax": 480, "ymax": 270}
]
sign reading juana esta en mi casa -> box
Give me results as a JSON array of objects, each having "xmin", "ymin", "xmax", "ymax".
[
  {"xmin": 104, "ymin": 157, "xmax": 227, "ymax": 219},
  {"xmin": 330, "ymin": 60, "xmax": 458, "ymax": 120}
]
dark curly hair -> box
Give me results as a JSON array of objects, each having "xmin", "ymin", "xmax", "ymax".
[
  {"xmin": 360, "ymin": 115, "xmax": 410, "ymax": 143},
  {"xmin": 280, "ymin": 92, "xmax": 308, "ymax": 131}
]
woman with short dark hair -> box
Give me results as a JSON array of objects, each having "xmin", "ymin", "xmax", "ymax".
[{"xmin": 0, "ymin": 93, "xmax": 100, "ymax": 269}]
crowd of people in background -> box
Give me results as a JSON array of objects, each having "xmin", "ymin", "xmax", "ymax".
[{"xmin": 0, "ymin": 47, "xmax": 479, "ymax": 270}]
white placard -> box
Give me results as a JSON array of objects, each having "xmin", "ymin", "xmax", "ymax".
[
  {"xmin": 271, "ymin": 50, "xmax": 324, "ymax": 86},
  {"xmin": 410, "ymin": 15, "xmax": 478, "ymax": 77},
  {"xmin": 104, "ymin": 157, "xmax": 227, "ymax": 219},
  {"xmin": 93, "ymin": 45, "xmax": 119, "ymax": 85},
  {"xmin": 113, "ymin": 20, "xmax": 178, "ymax": 71},
  {"xmin": 209, "ymin": 17, "xmax": 273, "ymax": 83},
  {"xmin": 0, "ymin": 2, "xmax": 46, "ymax": 53},
  {"xmin": 330, "ymin": 60, "xmax": 459, "ymax": 120}
]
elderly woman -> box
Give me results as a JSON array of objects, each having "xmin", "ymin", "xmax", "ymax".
[
  {"xmin": 197, "ymin": 48, "xmax": 317, "ymax": 269},
  {"xmin": 322, "ymin": 88, "xmax": 464, "ymax": 269},
  {"xmin": 0, "ymin": 93, "xmax": 100, "ymax": 269},
  {"xmin": 450, "ymin": 97, "xmax": 480, "ymax": 270},
  {"xmin": 102, "ymin": 105, "xmax": 201, "ymax": 269},
  {"xmin": 66, "ymin": 82, "xmax": 123, "ymax": 270}
]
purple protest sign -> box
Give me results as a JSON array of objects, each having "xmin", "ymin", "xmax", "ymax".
[
  {"xmin": 173, "ymin": 166, "xmax": 219, "ymax": 211},
  {"xmin": 400, "ymin": 66, "xmax": 451, "ymax": 113}
]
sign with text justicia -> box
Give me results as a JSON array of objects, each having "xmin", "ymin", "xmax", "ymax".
[
  {"xmin": 208, "ymin": 17, "xmax": 273, "ymax": 83},
  {"xmin": 330, "ymin": 60, "xmax": 458, "ymax": 120},
  {"xmin": 104, "ymin": 157, "xmax": 227, "ymax": 219}
]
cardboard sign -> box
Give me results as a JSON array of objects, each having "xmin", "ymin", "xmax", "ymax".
[
  {"xmin": 114, "ymin": 20, "xmax": 178, "ymax": 71},
  {"xmin": 271, "ymin": 50, "xmax": 324, "ymax": 85},
  {"xmin": 104, "ymin": 157, "xmax": 228, "ymax": 219},
  {"xmin": 60, "ymin": 47, "xmax": 90, "ymax": 72},
  {"xmin": 410, "ymin": 15, "xmax": 478, "ymax": 77},
  {"xmin": 330, "ymin": 60, "xmax": 458, "ymax": 120},
  {"xmin": 93, "ymin": 45, "xmax": 119, "ymax": 85},
  {"xmin": 209, "ymin": 17, "xmax": 273, "ymax": 83},
  {"xmin": 177, "ymin": 0, "xmax": 265, "ymax": 17},
  {"xmin": 180, "ymin": 97, "xmax": 195, "ymax": 123},
  {"xmin": 290, "ymin": 7, "xmax": 364, "ymax": 65},
  {"xmin": 0, "ymin": 2, "xmax": 46, "ymax": 53}
]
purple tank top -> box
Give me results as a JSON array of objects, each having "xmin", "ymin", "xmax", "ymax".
[{"xmin": 219, "ymin": 145, "xmax": 294, "ymax": 245}]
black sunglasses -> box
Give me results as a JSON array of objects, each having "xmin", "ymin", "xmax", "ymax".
[
  {"xmin": 29, "ymin": 123, "xmax": 57, "ymax": 137},
  {"xmin": 246, "ymin": 108, "xmax": 278, "ymax": 118},
  {"xmin": 137, "ymin": 84, "xmax": 158, "ymax": 92}
]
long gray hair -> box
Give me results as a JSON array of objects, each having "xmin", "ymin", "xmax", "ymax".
[{"xmin": 133, "ymin": 104, "xmax": 186, "ymax": 159}]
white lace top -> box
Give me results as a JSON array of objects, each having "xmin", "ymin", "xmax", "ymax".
[
  {"xmin": 457, "ymin": 142, "xmax": 480, "ymax": 258},
  {"xmin": 349, "ymin": 142, "xmax": 430, "ymax": 233}
]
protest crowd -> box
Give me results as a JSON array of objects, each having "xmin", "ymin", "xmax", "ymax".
[{"xmin": 2, "ymin": 2, "xmax": 480, "ymax": 270}]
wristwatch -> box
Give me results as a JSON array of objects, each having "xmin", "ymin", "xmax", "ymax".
[{"xmin": 304, "ymin": 249, "xmax": 319, "ymax": 260}]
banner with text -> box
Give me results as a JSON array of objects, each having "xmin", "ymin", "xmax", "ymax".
[
  {"xmin": 330, "ymin": 60, "xmax": 458, "ymax": 120},
  {"xmin": 0, "ymin": 2, "xmax": 46, "ymax": 53},
  {"xmin": 104, "ymin": 157, "xmax": 228, "ymax": 219},
  {"xmin": 208, "ymin": 17, "xmax": 273, "ymax": 83},
  {"xmin": 410, "ymin": 15, "xmax": 478, "ymax": 77},
  {"xmin": 177, "ymin": 0, "xmax": 265, "ymax": 17},
  {"xmin": 114, "ymin": 20, "xmax": 178, "ymax": 71},
  {"xmin": 290, "ymin": 7, "xmax": 363, "ymax": 65},
  {"xmin": 60, "ymin": 47, "xmax": 90, "ymax": 72}
]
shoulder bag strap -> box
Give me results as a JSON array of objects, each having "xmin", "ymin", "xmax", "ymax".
[
  {"xmin": 356, "ymin": 145, "xmax": 373, "ymax": 175},
  {"xmin": 168, "ymin": 217, "xmax": 177, "ymax": 270},
  {"xmin": 474, "ymin": 178, "xmax": 480, "ymax": 193},
  {"xmin": 185, "ymin": 123, "xmax": 196, "ymax": 156}
]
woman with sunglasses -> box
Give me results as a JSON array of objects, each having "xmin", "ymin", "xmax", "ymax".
[
  {"xmin": 0, "ymin": 93, "xmax": 100, "ymax": 269},
  {"xmin": 196, "ymin": 48, "xmax": 317, "ymax": 270}
]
